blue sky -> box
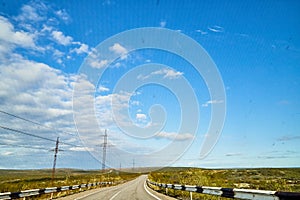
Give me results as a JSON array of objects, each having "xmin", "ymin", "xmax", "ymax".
[{"xmin": 0, "ymin": 0, "xmax": 299, "ymax": 169}]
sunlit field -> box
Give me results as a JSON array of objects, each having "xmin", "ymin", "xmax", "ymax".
[
  {"xmin": 148, "ymin": 167, "xmax": 300, "ymax": 200},
  {"xmin": 0, "ymin": 169, "xmax": 139, "ymax": 199}
]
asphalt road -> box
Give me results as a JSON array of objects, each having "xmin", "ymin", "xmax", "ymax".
[{"xmin": 58, "ymin": 175, "xmax": 175, "ymax": 200}]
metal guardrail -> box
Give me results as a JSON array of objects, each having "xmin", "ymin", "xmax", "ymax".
[
  {"xmin": 0, "ymin": 182, "xmax": 112, "ymax": 199},
  {"xmin": 147, "ymin": 179, "xmax": 300, "ymax": 200}
]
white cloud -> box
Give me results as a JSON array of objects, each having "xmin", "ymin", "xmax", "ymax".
[
  {"xmin": 69, "ymin": 146, "xmax": 94, "ymax": 152},
  {"xmin": 90, "ymin": 59, "xmax": 109, "ymax": 69},
  {"xmin": 202, "ymin": 100, "xmax": 224, "ymax": 107},
  {"xmin": 208, "ymin": 25, "xmax": 224, "ymax": 33},
  {"xmin": 158, "ymin": 68, "xmax": 183, "ymax": 79},
  {"xmin": 98, "ymin": 85, "xmax": 110, "ymax": 92},
  {"xmin": 55, "ymin": 9, "xmax": 71, "ymax": 23},
  {"xmin": 114, "ymin": 62, "xmax": 121, "ymax": 68},
  {"xmin": 138, "ymin": 68, "xmax": 183, "ymax": 80},
  {"xmin": 0, "ymin": 16, "xmax": 36, "ymax": 49},
  {"xmin": 71, "ymin": 43, "xmax": 90, "ymax": 54},
  {"xmin": 0, "ymin": 58, "xmax": 74, "ymax": 115},
  {"xmin": 14, "ymin": 4, "xmax": 46, "ymax": 22},
  {"xmin": 51, "ymin": 30, "xmax": 73, "ymax": 45},
  {"xmin": 155, "ymin": 131, "xmax": 194, "ymax": 141},
  {"xmin": 109, "ymin": 43, "xmax": 128, "ymax": 59},
  {"xmin": 1, "ymin": 151, "xmax": 14, "ymax": 156},
  {"xmin": 136, "ymin": 113, "xmax": 147, "ymax": 121},
  {"xmin": 160, "ymin": 21, "xmax": 166, "ymax": 28},
  {"xmin": 196, "ymin": 29, "xmax": 208, "ymax": 35}
]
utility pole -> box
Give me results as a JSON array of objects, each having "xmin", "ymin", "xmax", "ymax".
[
  {"xmin": 102, "ymin": 129, "xmax": 107, "ymax": 172},
  {"xmin": 52, "ymin": 137, "xmax": 59, "ymax": 185},
  {"xmin": 132, "ymin": 159, "xmax": 135, "ymax": 172}
]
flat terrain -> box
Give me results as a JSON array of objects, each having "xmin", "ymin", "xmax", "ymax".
[
  {"xmin": 148, "ymin": 167, "xmax": 300, "ymax": 200},
  {"xmin": 0, "ymin": 169, "xmax": 139, "ymax": 199},
  {"xmin": 1, "ymin": 167, "xmax": 299, "ymax": 199}
]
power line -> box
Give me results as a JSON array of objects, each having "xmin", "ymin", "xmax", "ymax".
[
  {"xmin": 0, "ymin": 125, "xmax": 81, "ymax": 147},
  {"xmin": 0, "ymin": 110, "xmax": 77, "ymax": 136},
  {"xmin": 0, "ymin": 142, "xmax": 51, "ymax": 151}
]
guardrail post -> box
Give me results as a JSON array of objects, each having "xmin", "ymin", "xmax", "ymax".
[
  {"xmin": 190, "ymin": 191, "xmax": 192, "ymax": 200},
  {"xmin": 166, "ymin": 188, "xmax": 168, "ymax": 195}
]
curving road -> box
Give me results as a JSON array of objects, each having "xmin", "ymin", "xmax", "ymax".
[{"xmin": 58, "ymin": 175, "xmax": 175, "ymax": 200}]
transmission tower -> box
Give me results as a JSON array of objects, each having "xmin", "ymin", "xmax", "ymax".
[{"xmin": 102, "ymin": 129, "xmax": 107, "ymax": 171}]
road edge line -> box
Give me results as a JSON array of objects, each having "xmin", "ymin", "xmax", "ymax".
[{"xmin": 144, "ymin": 180, "xmax": 161, "ymax": 200}]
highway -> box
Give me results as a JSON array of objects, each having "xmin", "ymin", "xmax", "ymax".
[{"xmin": 58, "ymin": 175, "xmax": 175, "ymax": 200}]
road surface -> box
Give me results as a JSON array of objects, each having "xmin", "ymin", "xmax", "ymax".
[{"xmin": 58, "ymin": 175, "xmax": 176, "ymax": 200}]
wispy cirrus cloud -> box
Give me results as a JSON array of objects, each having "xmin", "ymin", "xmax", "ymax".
[
  {"xmin": 196, "ymin": 29, "xmax": 208, "ymax": 35},
  {"xmin": 225, "ymin": 153, "xmax": 242, "ymax": 157},
  {"xmin": 277, "ymin": 135, "xmax": 300, "ymax": 141},
  {"xmin": 208, "ymin": 25, "xmax": 224, "ymax": 33},
  {"xmin": 14, "ymin": 2, "xmax": 47, "ymax": 23},
  {"xmin": 202, "ymin": 100, "xmax": 224, "ymax": 107},
  {"xmin": 98, "ymin": 85, "xmax": 110, "ymax": 92},
  {"xmin": 2, "ymin": 1, "xmax": 90, "ymax": 62},
  {"xmin": 155, "ymin": 131, "xmax": 194, "ymax": 141},
  {"xmin": 55, "ymin": 9, "xmax": 71, "ymax": 23}
]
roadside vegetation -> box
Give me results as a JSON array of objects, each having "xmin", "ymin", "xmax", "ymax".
[
  {"xmin": 148, "ymin": 167, "xmax": 300, "ymax": 200},
  {"xmin": 0, "ymin": 169, "xmax": 139, "ymax": 199}
]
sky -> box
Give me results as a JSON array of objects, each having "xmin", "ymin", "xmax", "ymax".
[{"xmin": 0, "ymin": 0, "xmax": 300, "ymax": 170}]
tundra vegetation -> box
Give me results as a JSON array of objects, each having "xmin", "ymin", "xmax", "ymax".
[
  {"xmin": 0, "ymin": 169, "xmax": 139, "ymax": 199},
  {"xmin": 148, "ymin": 167, "xmax": 300, "ymax": 200}
]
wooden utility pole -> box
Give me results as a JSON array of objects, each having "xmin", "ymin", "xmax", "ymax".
[
  {"xmin": 52, "ymin": 137, "xmax": 59, "ymax": 185},
  {"xmin": 132, "ymin": 159, "xmax": 135, "ymax": 172}
]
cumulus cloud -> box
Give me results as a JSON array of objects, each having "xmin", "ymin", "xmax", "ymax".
[
  {"xmin": 90, "ymin": 59, "xmax": 109, "ymax": 69},
  {"xmin": 154, "ymin": 68, "xmax": 183, "ymax": 79},
  {"xmin": 0, "ymin": 57, "xmax": 75, "ymax": 119},
  {"xmin": 55, "ymin": 9, "xmax": 71, "ymax": 23},
  {"xmin": 155, "ymin": 131, "xmax": 194, "ymax": 141},
  {"xmin": 138, "ymin": 68, "xmax": 183, "ymax": 80},
  {"xmin": 136, "ymin": 113, "xmax": 147, "ymax": 121},
  {"xmin": 0, "ymin": 16, "xmax": 36, "ymax": 50},
  {"xmin": 109, "ymin": 43, "xmax": 128, "ymax": 59},
  {"xmin": 71, "ymin": 43, "xmax": 90, "ymax": 54},
  {"xmin": 160, "ymin": 21, "xmax": 166, "ymax": 28},
  {"xmin": 51, "ymin": 30, "xmax": 73, "ymax": 45}
]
